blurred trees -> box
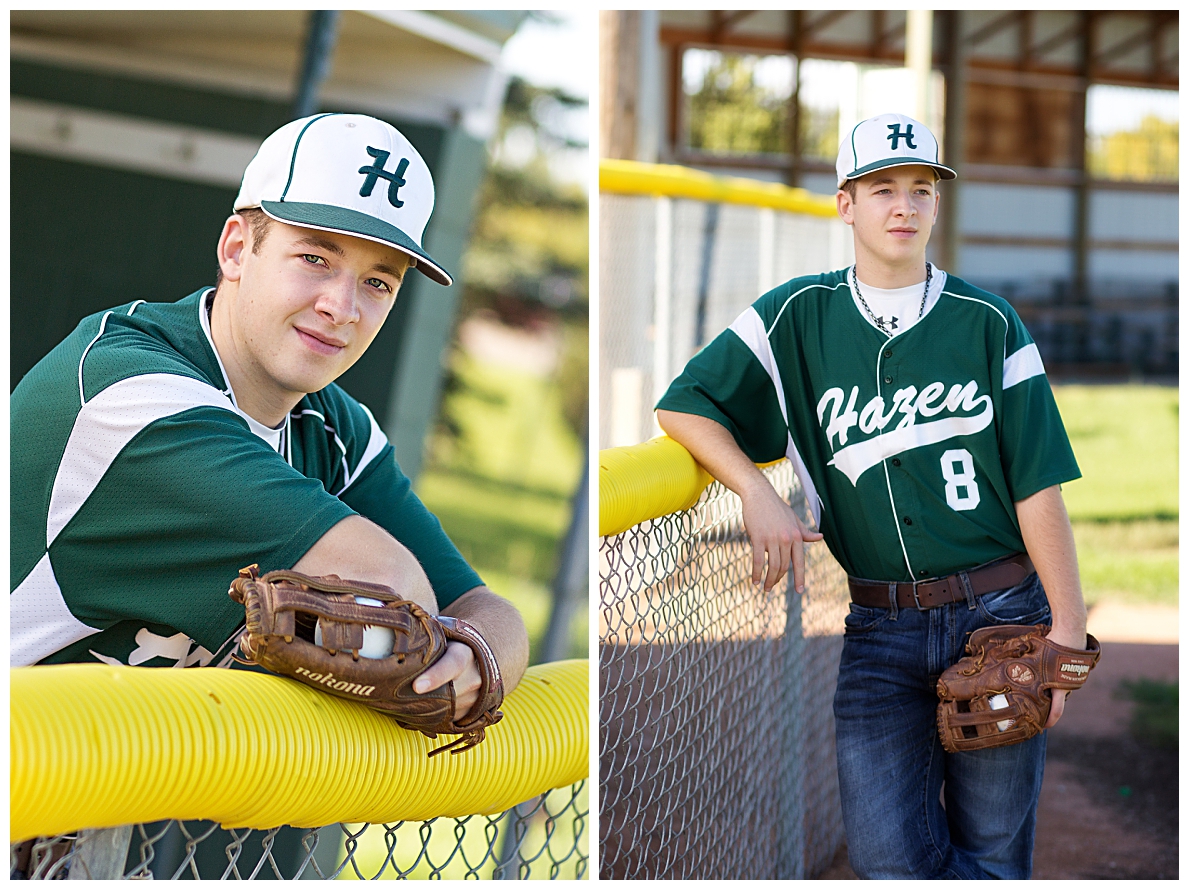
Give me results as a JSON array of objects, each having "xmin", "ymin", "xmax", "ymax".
[
  {"xmin": 1088, "ymin": 114, "xmax": 1179, "ymax": 183},
  {"xmin": 686, "ymin": 52, "xmax": 788, "ymax": 154},
  {"xmin": 683, "ymin": 50, "xmax": 839, "ymax": 161},
  {"xmin": 437, "ymin": 67, "xmax": 589, "ymax": 450}
]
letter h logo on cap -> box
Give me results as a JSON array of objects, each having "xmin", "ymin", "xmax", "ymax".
[{"xmin": 358, "ymin": 148, "xmax": 410, "ymax": 208}]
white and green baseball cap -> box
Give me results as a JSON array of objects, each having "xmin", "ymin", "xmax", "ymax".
[
  {"xmin": 836, "ymin": 113, "xmax": 956, "ymax": 189},
  {"xmin": 235, "ymin": 112, "xmax": 452, "ymax": 286}
]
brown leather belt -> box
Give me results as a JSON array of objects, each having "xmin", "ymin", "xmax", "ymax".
[{"xmin": 848, "ymin": 553, "xmax": 1035, "ymax": 611}]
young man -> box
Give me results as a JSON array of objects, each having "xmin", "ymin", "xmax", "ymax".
[
  {"xmin": 12, "ymin": 113, "xmax": 528, "ymax": 719},
  {"xmin": 655, "ymin": 113, "xmax": 1087, "ymax": 879}
]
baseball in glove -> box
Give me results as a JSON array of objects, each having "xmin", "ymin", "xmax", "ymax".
[
  {"xmin": 228, "ymin": 565, "xmax": 503, "ymax": 756},
  {"xmin": 936, "ymin": 623, "xmax": 1101, "ymax": 754}
]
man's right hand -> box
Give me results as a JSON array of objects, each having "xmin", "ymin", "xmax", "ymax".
[
  {"xmin": 739, "ymin": 477, "xmax": 824, "ymax": 593},
  {"xmin": 656, "ymin": 409, "xmax": 824, "ymax": 594}
]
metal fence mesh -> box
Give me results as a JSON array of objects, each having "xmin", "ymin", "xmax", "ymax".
[
  {"xmin": 599, "ymin": 461, "xmax": 849, "ymax": 879},
  {"xmin": 599, "ymin": 192, "xmax": 852, "ymax": 449},
  {"xmin": 11, "ymin": 782, "xmax": 587, "ymax": 880}
]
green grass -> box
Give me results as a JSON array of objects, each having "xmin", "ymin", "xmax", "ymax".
[
  {"xmin": 1053, "ymin": 385, "xmax": 1178, "ymax": 608},
  {"xmin": 428, "ymin": 352, "xmax": 583, "ymax": 497},
  {"xmin": 416, "ymin": 348, "xmax": 585, "ymax": 660},
  {"xmin": 1054, "ymin": 385, "xmax": 1177, "ymax": 522},
  {"xmin": 1118, "ymin": 679, "xmax": 1178, "ymax": 749},
  {"xmin": 1070, "ymin": 520, "xmax": 1178, "ymax": 607}
]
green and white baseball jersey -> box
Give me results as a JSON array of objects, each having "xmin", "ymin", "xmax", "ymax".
[
  {"xmin": 12, "ymin": 289, "xmax": 482, "ymax": 668},
  {"xmin": 657, "ymin": 265, "xmax": 1080, "ymax": 582}
]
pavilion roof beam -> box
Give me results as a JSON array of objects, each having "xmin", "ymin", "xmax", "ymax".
[
  {"xmin": 964, "ymin": 11, "xmax": 1024, "ymax": 49},
  {"xmin": 709, "ymin": 10, "xmax": 754, "ymax": 44}
]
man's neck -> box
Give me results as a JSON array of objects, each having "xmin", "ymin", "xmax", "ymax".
[
  {"xmin": 853, "ymin": 254, "xmax": 929, "ymax": 290},
  {"xmin": 208, "ymin": 286, "xmax": 300, "ymax": 428}
]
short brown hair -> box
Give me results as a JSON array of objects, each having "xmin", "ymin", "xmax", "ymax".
[{"xmin": 215, "ymin": 208, "xmax": 273, "ymax": 287}]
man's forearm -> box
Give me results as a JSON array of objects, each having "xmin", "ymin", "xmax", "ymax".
[
  {"xmin": 1015, "ymin": 485, "xmax": 1086, "ymax": 647},
  {"xmin": 293, "ymin": 515, "xmax": 438, "ymax": 614},
  {"xmin": 443, "ymin": 586, "xmax": 530, "ymax": 695},
  {"xmin": 656, "ymin": 409, "xmax": 770, "ymax": 499},
  {"xmin": 657, "ymin": 408, "xmax": 823, "ymax": 591}
]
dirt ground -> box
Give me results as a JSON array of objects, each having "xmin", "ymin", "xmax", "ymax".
[{"xmin": 815, "ymin": 602, "xmax": 1180, "ymax": 879}]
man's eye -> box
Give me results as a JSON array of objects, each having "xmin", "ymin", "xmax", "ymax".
[
  {"xmin": 366, "ymin": 278, "xmax": 392, "ymax": 293},
  {"xmin": 303, "ymin": 254, "xmax": 326, "ymax": 266}
]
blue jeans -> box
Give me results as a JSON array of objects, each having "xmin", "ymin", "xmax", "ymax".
[{"xmin": 833, "ymin": 572, "xmax": 1052, "ymax": 879}]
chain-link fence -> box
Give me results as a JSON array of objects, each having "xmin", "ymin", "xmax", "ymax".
[
  {"xmin": 599, "ymin": 186, "xmax": 851, "ymax": 449},
  {"xmin": 599, "ymin": 460, "xmax": 849, "ymax": 879},
  {"xmin": 12, "ymin": 782, "xmax": 587, "ymax": 880}
]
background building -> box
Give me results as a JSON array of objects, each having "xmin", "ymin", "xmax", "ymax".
[{"xmin": 602, "ymin": 10, "xmax": 1178, "ymax": 378}]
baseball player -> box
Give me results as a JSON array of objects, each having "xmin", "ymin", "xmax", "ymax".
[
  {"xmin": 655, "ymin": 113, "xmax": 1088, "ymax": 879},
  {"xmin": 11, "ymin": 113, "xmax": 529, "ymax": 721}
]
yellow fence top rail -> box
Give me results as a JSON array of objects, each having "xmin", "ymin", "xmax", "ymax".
[
  {"xmin": 11, "ymin": 659, "xmax": 587, "ymax": 842},
  {"xmin": 600, "ymin": 437, "xmax": 786, "ymax": 537},
  {"xmin": 599, "ymin": 157, "xmax": 838, "ymax": 217},
  {"xmin": 599, "ymin": 437, "xmax": 713, "ymax": 538}
]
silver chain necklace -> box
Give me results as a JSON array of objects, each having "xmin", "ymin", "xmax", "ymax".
[{"xmin": 851, "ymin": 263, "xmax": 932, "ymax": 337}]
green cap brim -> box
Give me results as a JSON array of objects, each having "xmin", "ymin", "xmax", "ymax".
[
  {"xmin": 261, "ymin": 201, "xmax": 452, "ymax": 286},
  {"xmin": 841, "ymin": 157, "xmax": 957, "ymax": 186}
]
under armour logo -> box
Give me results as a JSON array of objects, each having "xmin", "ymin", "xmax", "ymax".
[
  {"xmin": 358, "ymin": 147, "xmax": 410, "ymax": 207},
  {"xmin": 886, "ymin": 124, "xmax": 917, "ymax": 150},
  {"xmin": 876, "ymin": 315, "xmax": 899, "ymax": 330}
]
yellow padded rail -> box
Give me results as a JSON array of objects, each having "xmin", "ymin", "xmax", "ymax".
[
  {"xmin": 600, "ymin": 437, "xmax": 786, "ymax": 537},
  {"xmin": 599, "ymin": 437, "xmax": 713, "ymax": 537},
  {"xmin": 600, "ymin": 157, "xmax": 837, "ymax": 217},
  {"xmin": 11, "ymin": 659, "xmax": 587, "ymax": 842}
]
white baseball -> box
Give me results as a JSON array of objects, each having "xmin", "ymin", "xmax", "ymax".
[
  {"xmin": 989, "ymin": 693, "xmax": 1014, "ymax": 732},
  {"xmin": 314, "ymin": 595, "xmax": 396, "ymax": 659}
]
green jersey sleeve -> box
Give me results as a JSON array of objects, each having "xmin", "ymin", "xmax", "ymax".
[
  {"xmin": 298, "ymin": 384, "xmax": 484, "ymax": 609},
  {"xmin": 339, "ymin": 451, "xmax": 483, "ymax": 608},
  {"xmin": 997, "ymin": 311, "xmax": 1081, "ymax": 501},
  {"xmin": 656, "ymin": 329, "xmax": 789, "ymax": 464}
]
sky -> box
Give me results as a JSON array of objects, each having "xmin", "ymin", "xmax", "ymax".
[
  {"xmin": 496, "ymin": 10, "xmax": 594, "ymax": 186},
  {"xmin": 500, "ymin": 10, "xmax": 594, "ymax": 103}
]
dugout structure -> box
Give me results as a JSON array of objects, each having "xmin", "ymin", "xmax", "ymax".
[
  {"xmin": 599, "ymin": 438, "xmax": 850, "ymax": 879},
  {"xmin": 10, "ymin": 660, "xmax": 587, "ymax": 880}
]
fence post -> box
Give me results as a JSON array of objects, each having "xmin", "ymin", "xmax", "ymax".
[
  {"xmin": 778, "ymin": 556, "xmax": 808, "ymax": 878},
  {"xmin": 651, "ymin": 195, "xmax": 672, "ymax": 437}
]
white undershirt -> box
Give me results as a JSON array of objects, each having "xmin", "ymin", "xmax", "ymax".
[{"xmin": 850, "ymin": 263, "xmax": 947, "ymax": 337}]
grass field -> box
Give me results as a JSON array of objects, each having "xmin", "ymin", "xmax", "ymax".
[
  {"xmin": 416, "ymin": 347, "xmax": 587, "ymax": 664},
  {"xmin": 1053, "ymin": 384, "xmax": 1178, "ymax": 607}
]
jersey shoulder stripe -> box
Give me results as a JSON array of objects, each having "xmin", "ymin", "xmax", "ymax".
[
  {"xmin": 1003, "ymin": 343, "xmax": 1045, "ymax": 389},
  {"xmin": 727, "ymin": 306, "xmax": 823, "ymax": 524},
  {"xmin": 298, "ymin": 385, "xmax": 391, "ymax": 494},
  {"xmin": 48, "ymin": 373, "xmax": 237, "ymax": 547},
  {"xmin": 80, "ymin": 291, "xmax": 225, "ymax": 402}
]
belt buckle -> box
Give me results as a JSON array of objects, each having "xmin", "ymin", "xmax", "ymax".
[{"xmin": 911, "ymin": 579, "xmax": 924, "ymax": 611}]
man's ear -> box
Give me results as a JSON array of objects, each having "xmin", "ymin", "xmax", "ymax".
[
  {"xmin": 217, "ymin": 215, "xmax": 249, "ymax": 283},
  {"xmin": 836, "ymin": 189, "xmax": 855, "ymax": 226}
]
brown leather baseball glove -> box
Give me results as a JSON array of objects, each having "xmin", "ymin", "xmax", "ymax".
[
  {"xmin": 228, "ymin": 565, "xmax": 503, "ymax": 756},
  {"xmin": 936, "ymin": 623, "xmax": 1100, "ymax": 753}
]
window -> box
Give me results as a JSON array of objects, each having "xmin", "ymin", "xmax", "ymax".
[{"xmin": 1086, "ymin": 85, "xmax": 1178, "ymax": 183}]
